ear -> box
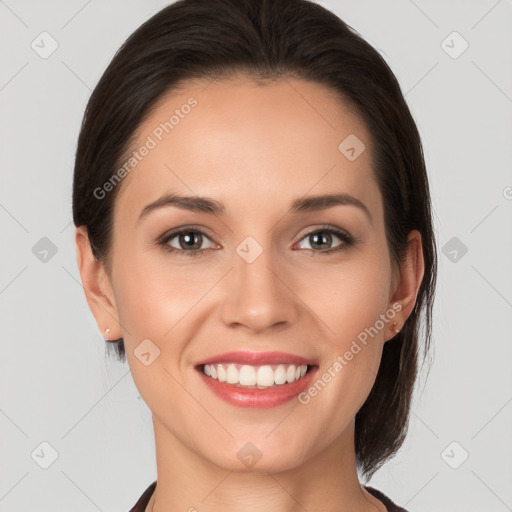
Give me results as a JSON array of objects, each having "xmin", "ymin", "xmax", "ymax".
[
  {"xmin": 385, "ymin": 229, "xmax": 425, "ymax": 342},
  {"xmin": 75, "ymin": 226, "xmax": 122, "ymax": 340}
]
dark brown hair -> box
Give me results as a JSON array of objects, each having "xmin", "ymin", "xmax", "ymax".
[{"xmin": 72, "ymin": 0, "xmax": 437, "ymax": 479}]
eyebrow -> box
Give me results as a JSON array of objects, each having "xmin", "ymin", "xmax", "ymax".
[{"xmin": 138, "ymin": 192, "xmax": 372, "ymax": 225}]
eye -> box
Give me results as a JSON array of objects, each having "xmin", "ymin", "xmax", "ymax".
[
  {"xmin": 157, "ymin": 225, "xmax": 354, "ymax": 257},
  {"xmin": 158, "ymin": 228, "xmax": 217, "ymax": 257},
  {"xmin": 295, "ymin": 227, "xmax": 353, "ymax": 254}
]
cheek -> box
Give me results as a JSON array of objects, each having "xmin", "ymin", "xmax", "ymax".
[
  {"xmin": 293, "ymin": 250, "xmax": 391, "ymax": 416},
  {"xmin": 294, "ymin": 249, "xmax": 392, "ymax": 344},
  {"xmin": 110, "ymin": 252, "xmax": 203, "ymax": 415},
  {"xmin": 111, "ymin": 247, "xmax": 203, "ymax": 340}
]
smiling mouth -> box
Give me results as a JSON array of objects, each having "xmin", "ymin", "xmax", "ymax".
[{"xmin": 197, "ymin": 362, "xmax": 316, "ymax": 389}]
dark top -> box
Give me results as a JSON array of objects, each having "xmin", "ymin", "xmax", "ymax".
[{"xmin": 128, "ymin": 481, "xmax": 409, "ymax": 511}]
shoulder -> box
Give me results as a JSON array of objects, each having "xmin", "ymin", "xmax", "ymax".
[
  {"xmin": 128, "ymin": 480, "xmax": 157, "ymax": 512},
  {"xmin": 364, "ymin": 485, "xmax": 410, "ymax": 512}
]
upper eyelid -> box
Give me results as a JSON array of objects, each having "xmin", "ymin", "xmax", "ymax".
[{"xmin": 158, "ymin": 225, "xmax": 216, "ymax": 242}]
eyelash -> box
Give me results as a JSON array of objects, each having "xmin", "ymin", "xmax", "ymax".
[{"xmin": 157, "ymin": 225, "xmax": 355, "ymax": 258}]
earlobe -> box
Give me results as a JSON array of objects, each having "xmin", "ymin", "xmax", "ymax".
[
  {"xmin": 75, "ymin": 226, "xmax": 122, "ymax": 340},
  {"xmin": 385, "ymin": 230, "xmax": 425, "ymax": 341}
]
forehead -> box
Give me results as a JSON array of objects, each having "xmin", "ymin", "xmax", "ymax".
[{"xmin": 114, "ymin": 77, "xmax": 381, "ymax": 225}]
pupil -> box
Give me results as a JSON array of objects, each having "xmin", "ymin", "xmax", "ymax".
[
  {"xmin": 311, "ymin": 232, "xmax": 331, "ymax": 250},
  {"xmin": 181, "ymin": 232, "xmax": 201, "ymax": 249}
]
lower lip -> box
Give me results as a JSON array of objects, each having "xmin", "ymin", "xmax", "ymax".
[{"xmin": 196, "ymin": 366, "xmax": 318, "ymax": 408}]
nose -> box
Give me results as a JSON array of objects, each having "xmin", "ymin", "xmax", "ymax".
[{"xmin": 220, "ymin": 243, "xmax": 300, "ymax": 334}]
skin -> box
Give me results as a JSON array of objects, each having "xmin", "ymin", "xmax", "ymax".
[{"xmin": 76, "ymin": 77, "xmax": 424, "ymax": 512}]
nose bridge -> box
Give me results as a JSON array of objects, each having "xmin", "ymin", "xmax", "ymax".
[{"xmin": 220, "ymin": 236, "xmax": 298, "ymax": 332}]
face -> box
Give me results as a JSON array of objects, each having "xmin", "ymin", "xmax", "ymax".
[{"xmin": 88, "ymin": 77, "xmax": 410, "ymax": 473}]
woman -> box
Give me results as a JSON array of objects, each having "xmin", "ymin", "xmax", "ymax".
[{"xmin": 72, "ymin": 0, "xmax": 437, "ymax": 510}]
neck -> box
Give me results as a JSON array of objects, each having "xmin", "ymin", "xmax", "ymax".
[{"xmin": 146, "ymin": 416, "xmax": 386, "ymax": 512}]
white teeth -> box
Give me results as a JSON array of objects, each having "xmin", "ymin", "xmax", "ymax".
[
  {"xmin": 239, "ymin": 365, "xmax": 256, "ymax": 386},
  {"xmin": 274, "ymin": 364, "xmax": 287, "ymax": 384},
  {"xmin": 256, "ymin": 365, "xmax": 274, "ymax": 387},
  {"xmin": 226, "ymin": 364, "xmax": 238, "ymax": 384},
  {"xmin": 202, "ymin": 363, "xmax": 309, "ymax": 388},
  {"xmin": 217, "ymin": 364, "xmax": 227, "ymax": 382}
]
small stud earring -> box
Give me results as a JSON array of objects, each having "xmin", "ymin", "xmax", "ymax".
[
  {"xmin": 104, "ymin": 328, "xmax": 111, "ymax": 340},
  {"xmin": 391, "ymin": 321, "xmax": 400, "ymax": 334}
]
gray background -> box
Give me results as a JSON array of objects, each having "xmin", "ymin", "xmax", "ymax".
[{"xmin": 1, "ymin": 0, "xmax": 511, "ymax": 511}]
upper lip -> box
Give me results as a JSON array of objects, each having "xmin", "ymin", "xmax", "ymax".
[{"xmin": 196, "ymin": 351, "xmax": 317, "ymax": 367}]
